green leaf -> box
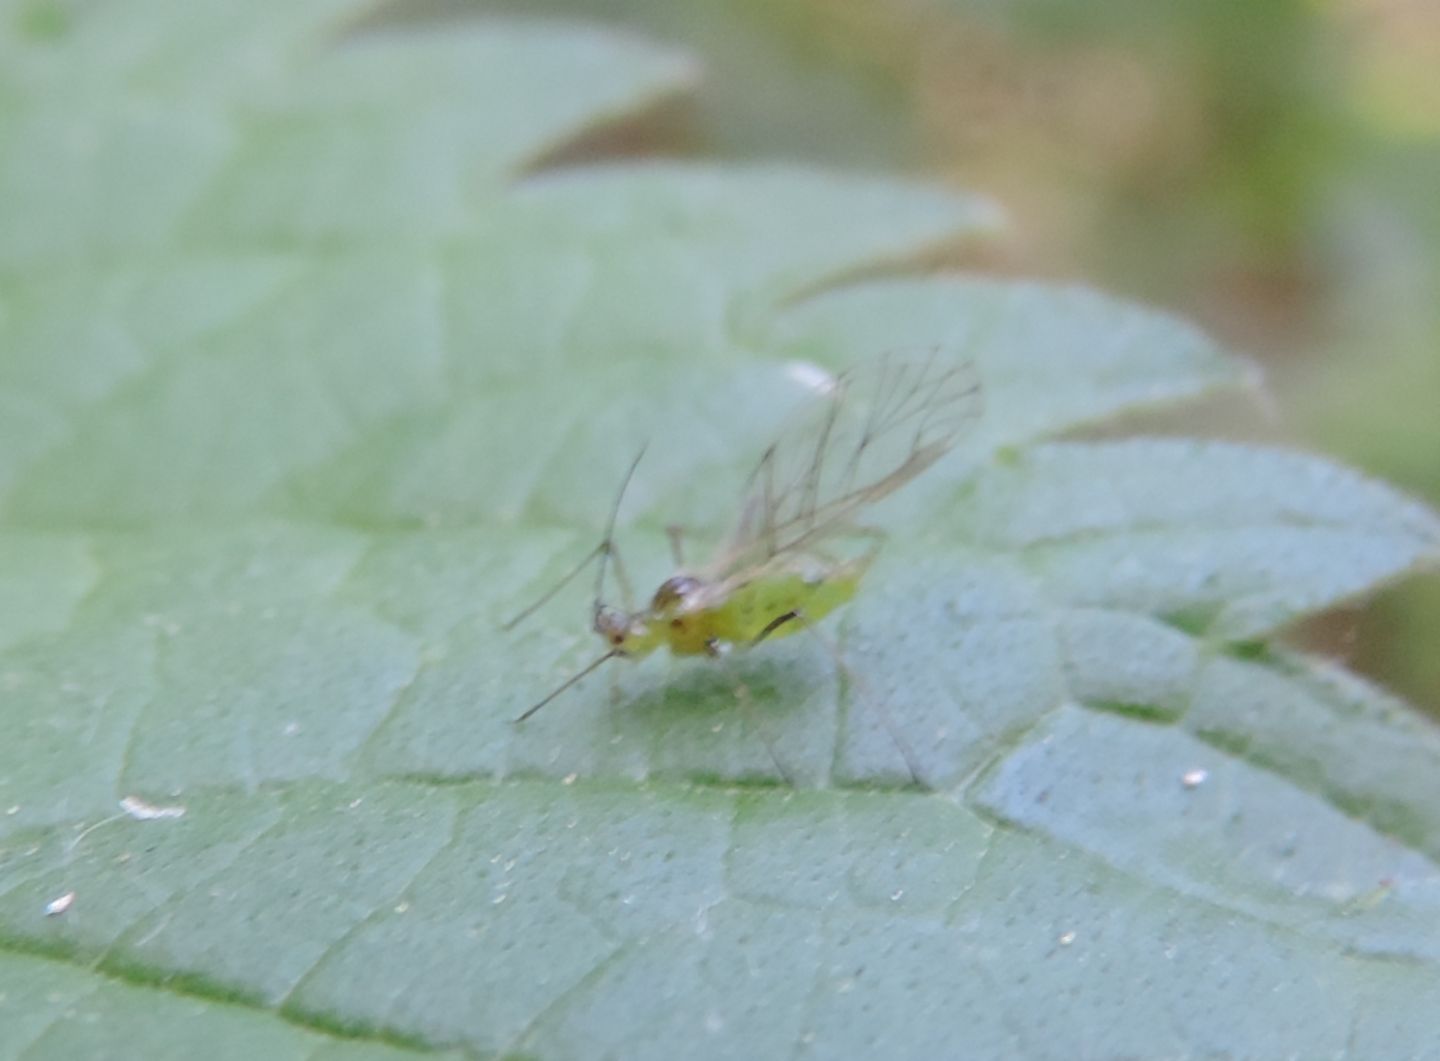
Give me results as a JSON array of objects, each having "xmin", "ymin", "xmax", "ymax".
[
  {"xmin": 2, "ymin": 5, "xmax": 1439, "ymax": 1059},
  {"xmin": 0, "ymin": 952, "xmax": 456, "ymax": 1060}
]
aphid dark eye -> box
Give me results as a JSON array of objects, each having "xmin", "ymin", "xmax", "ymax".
[{"xmin": 670, "ymin": 618, "xmax": 685, "ymax": 630}]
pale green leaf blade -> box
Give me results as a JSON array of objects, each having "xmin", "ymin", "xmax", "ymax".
[
  {"xmin": 0, "ymin": 168, "xmax": 999, "ymax": 525},
  {"xmin": 771, "ymin": 278, "xmax": 1254, "ymax": 452},
  {"xmin": 0, "ymin": 953, "xmax": 452, "ymax": 1061},
  {"xmin": 2, "ymin": 758, "xmax": 1439, "ymax": 1057},
  {"xmin": 184, "ymin": 24, "xmax": 703, "ymax": 242},
  {"xmin": 950, "ymin": 438, "xmax": 1440, "ymax": 637},
  {"xmin": 3, "ymin": 4, "xmax": 1440, "ymax": 1060}
]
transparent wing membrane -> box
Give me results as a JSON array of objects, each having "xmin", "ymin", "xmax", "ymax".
[{"xmin": 718, "ymin": 349, "xmax": 981, "ymax": 572}]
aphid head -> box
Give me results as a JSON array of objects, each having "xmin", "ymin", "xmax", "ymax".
[
  {"xmin": 650, "ymin": 574, "xmax": 703, "ymax": 611},
  {"xmin": 592, "ymin": 605, "xmax": 663, "ymax": 658},
  {"xmin": 593, "ymin": 605, "xmax": 632, "ymax": 649}
]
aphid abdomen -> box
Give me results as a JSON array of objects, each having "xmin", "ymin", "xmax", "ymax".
[
  {"xmin": 702, "ymin": 568, "xmax": 863, "ymax": 647},
  {"xmin": 798, "ymin": 569, "xmax": 862, "ymax": 627}
]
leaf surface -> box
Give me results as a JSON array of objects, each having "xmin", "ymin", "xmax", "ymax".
[{"xmin": 2, "ymin": 5, "xmax": 1439, "ymax": 1059}]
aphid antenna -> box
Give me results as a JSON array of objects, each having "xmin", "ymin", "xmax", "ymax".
[
  {"xmin": 513, "ymin": 649, "xmax": 620, "ymax": 723},
  {"xmin": 593, "ymin": 442, "xmax": 646, "ymax": 616},
  {"xmin": 501, "ymin": 443, "xmax": 647, "ymax": 631},
  {"xmin": 501, "ymin": 541, "xmax": 606, "ymax": 631}
]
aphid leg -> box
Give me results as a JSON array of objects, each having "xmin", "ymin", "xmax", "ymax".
[
  {"xmin": 793, "ymin": 612, "xmax": 924, "ymax": 789},
  {"xmin": 751, "ymin": 609, "xmax": 800, "ymax": 647},
  {"xmin": 665, "ymin": 524, "xmax": 687, "ymax": 567},
  {"xmin": 732, "ymin": 678, "xmax": 795, "ymax": 787}
]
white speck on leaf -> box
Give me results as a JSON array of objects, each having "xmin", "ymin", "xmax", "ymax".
[
  {"xmin": 1058, "ymin": 931, "xmax": 1077, "ymax": 946},
  {"xmin": 786, "ymin": 360, "xmax": 838, "ymax": 395},
  {"xmin": 1182, "ymin": 768, "xmax": 1209, "ymax": 789},
  {"xmin": 119, "ymin": 795, "xmax": 186, "ymax": 821},
  {"xmin": 45, "ymin": 891, "xmax": 75, "ymax": 917}
]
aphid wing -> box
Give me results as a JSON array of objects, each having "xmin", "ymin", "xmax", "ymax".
[{"xmin": 718, "ymin": 349, "xmax": 981, "ymax": 571}]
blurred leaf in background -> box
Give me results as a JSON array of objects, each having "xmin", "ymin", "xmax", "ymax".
[{"xmin": 1295, "ymin": 0, "xmax": 1440, "ymax": 714}]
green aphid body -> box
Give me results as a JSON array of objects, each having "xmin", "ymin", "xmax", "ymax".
[{"xmin": 599, "ymin": 552, "xmax": 871, "ymax": 660}]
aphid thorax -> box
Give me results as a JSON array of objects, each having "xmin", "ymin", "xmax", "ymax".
[{"xmin": 592, "ymin": 572, "xmax": 714, "ymax": 659}]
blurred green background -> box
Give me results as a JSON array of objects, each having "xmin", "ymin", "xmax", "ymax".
[{"xmin": 389, "ymin": 0, "xmax": 1439, "ymax": 711}]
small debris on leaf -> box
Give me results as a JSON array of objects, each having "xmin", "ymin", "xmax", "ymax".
[{"xmin": 120, "ymin": 795, "xmax": 186, "ymax": 820}]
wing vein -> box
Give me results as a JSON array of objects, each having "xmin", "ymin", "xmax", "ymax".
[{"xmin": 710, "ymin": 349, "xmax": 982, "ymax": 576}]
